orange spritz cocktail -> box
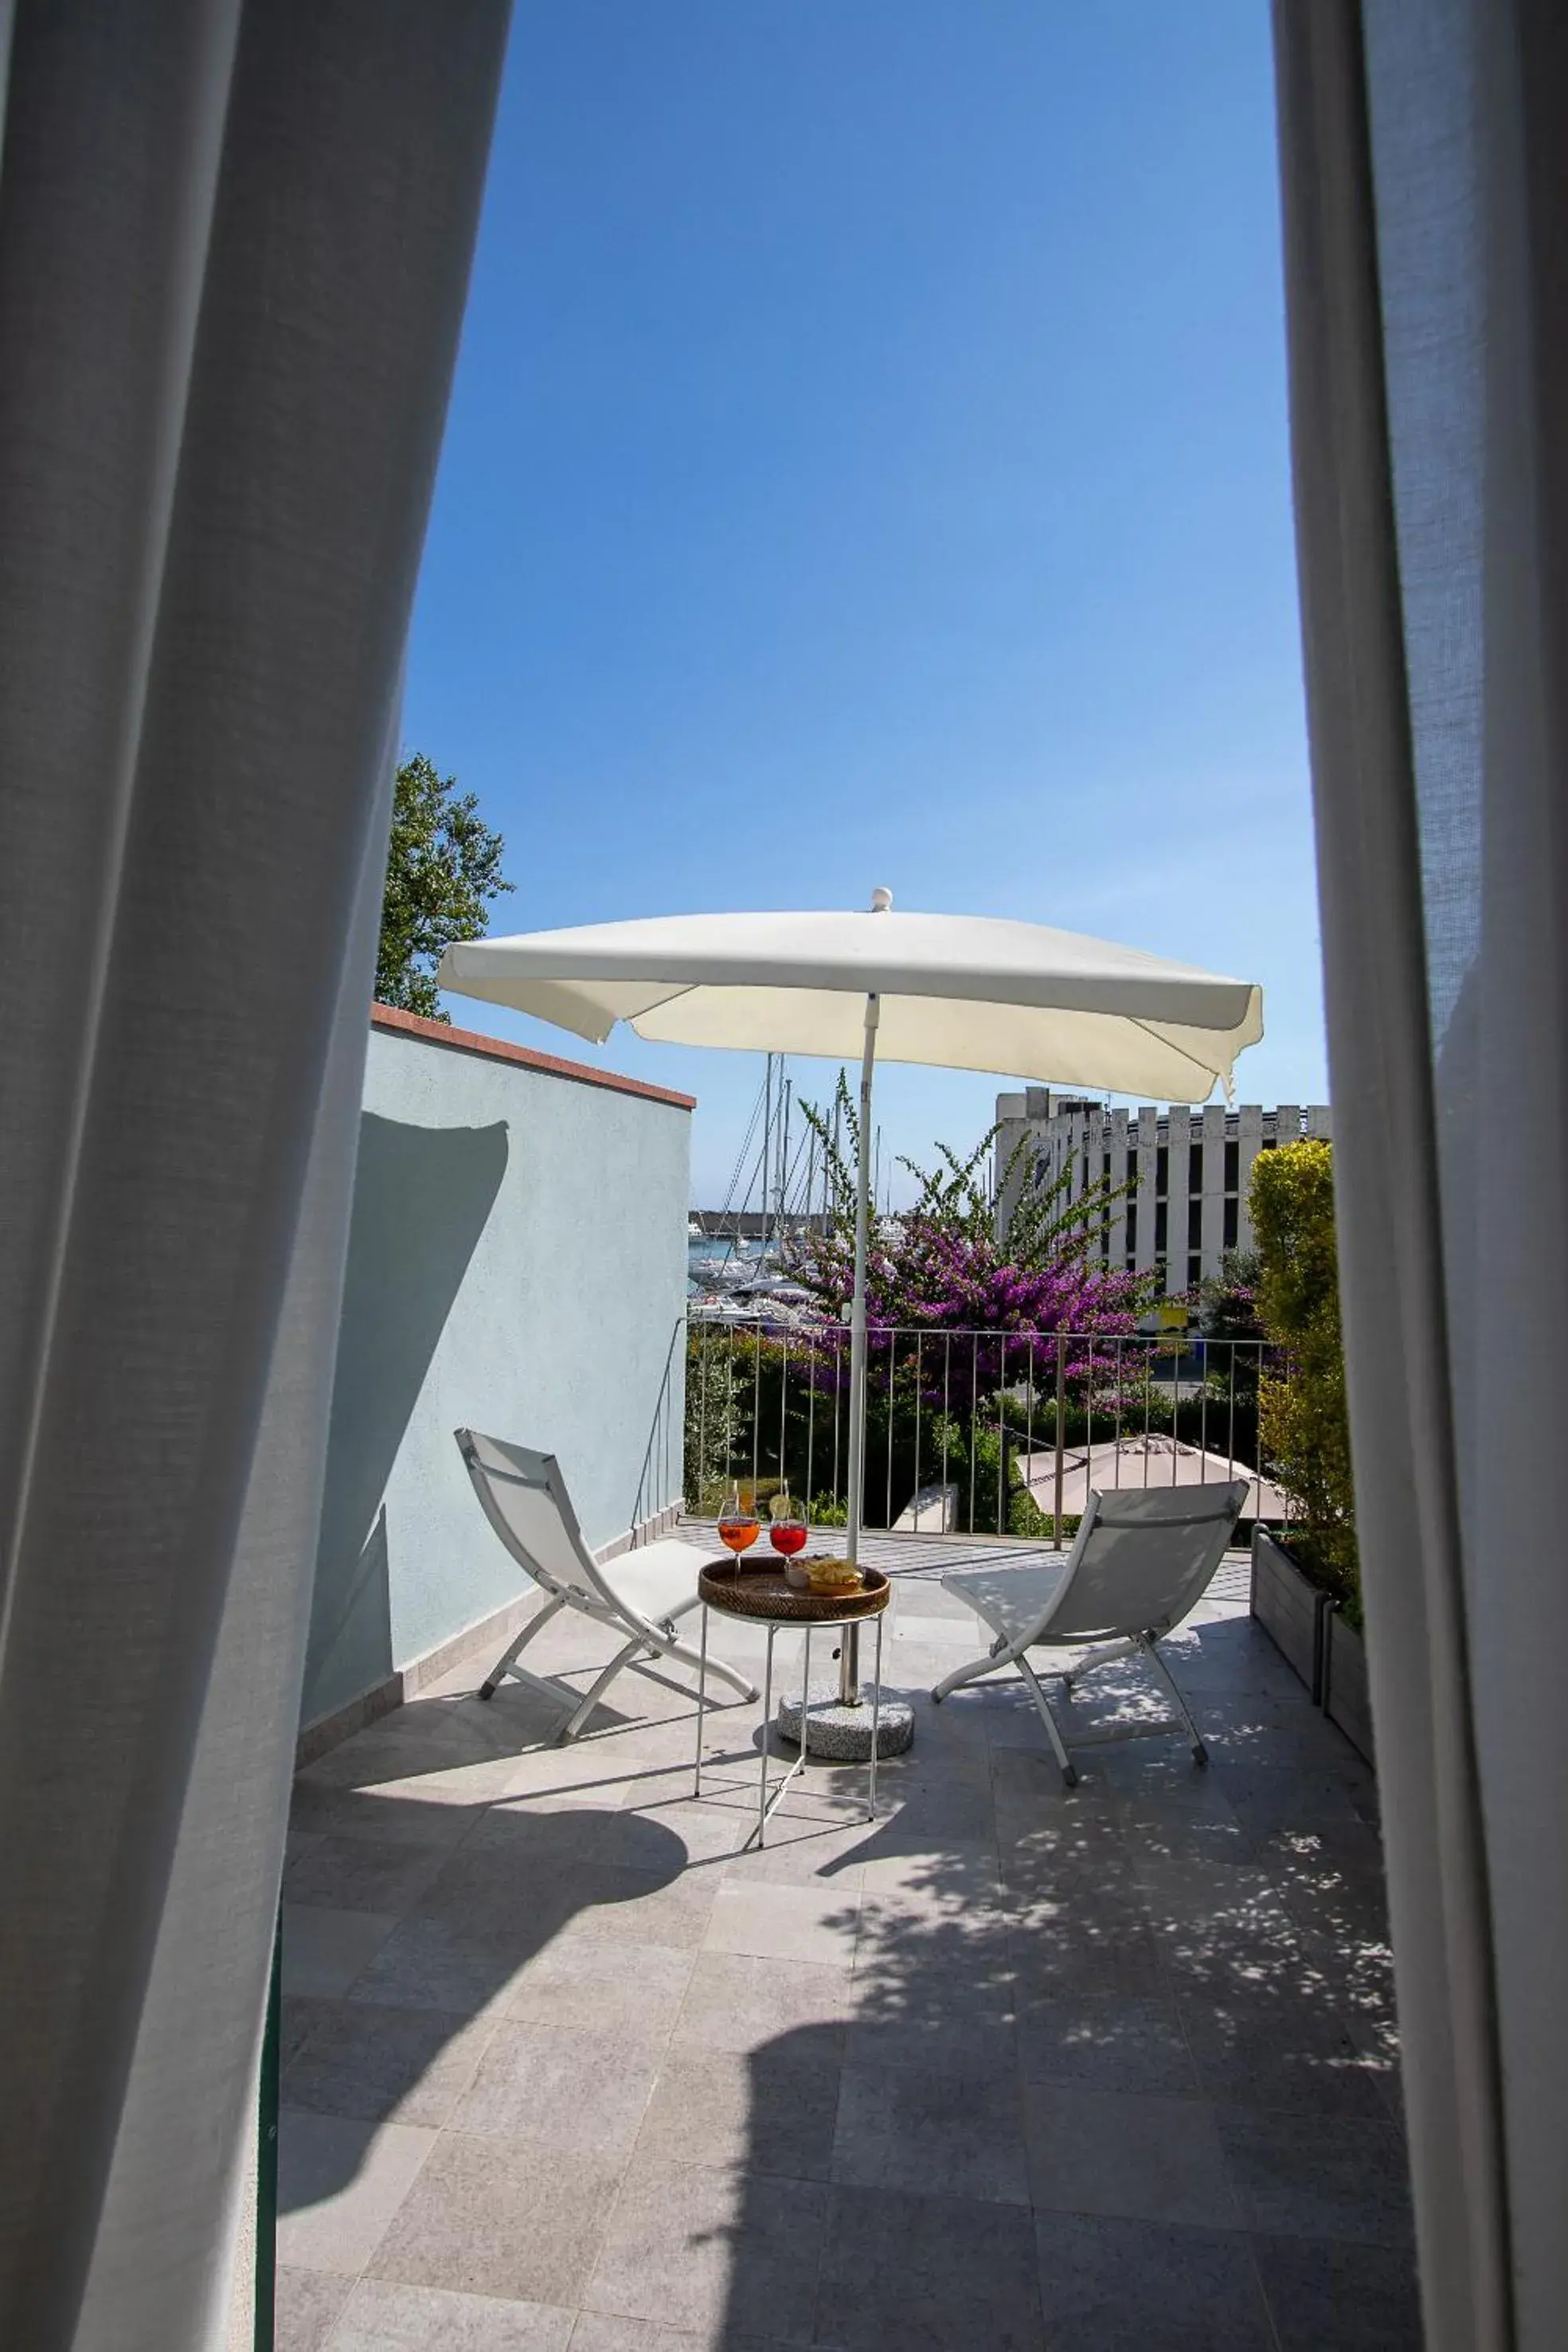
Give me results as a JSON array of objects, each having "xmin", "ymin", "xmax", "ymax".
[{"xmin": 717, "ymin": 1485, "xmax": 760, "ymax": 1553}]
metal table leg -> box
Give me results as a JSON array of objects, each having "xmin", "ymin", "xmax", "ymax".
[
  {"xmin": 757, "ymin": 1623, "xmax": 776, "ymax": 1848},
  {"xmin": 800, "ymin": 1625, "xmax": 811, "ymax": 1774},
  {"xmin": 694, "ymin": 1601, "xmax": 709, "ymax": 1798},
  {"xmin": 751, "ymin": 1620, "xmax": 831, "ymax": 1849},
  {"xmin": 701, "ymin": 1594, "xmax": 893, "ymax": 1849},
  {"xmin": 869, "ymin": 1612, "xmax": 884, "ymax": 1820}
]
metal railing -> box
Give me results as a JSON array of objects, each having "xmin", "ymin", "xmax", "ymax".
[
  {"xmin": 631, "ymin": 1317, "xmax": 686, "ymax": 1540},
  {"xmin": 682, "ymin": 1312, "xmax": 1281, "ymax": 1546}
]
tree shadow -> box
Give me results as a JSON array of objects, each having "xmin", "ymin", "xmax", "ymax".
[{"xmin": 706, "ymin": 1621, "xmax": 1410, "ymax": 2348}]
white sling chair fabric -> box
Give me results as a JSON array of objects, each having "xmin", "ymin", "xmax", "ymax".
[
  {"xmin": 0, "ymin": 6, "xmax": 509, "ymax": 2346},
  {"xmin": 458, "ymin": 1430, "xmax": 757, "ymax": 1740},
  {"xmin": 1274, "ymin": 2, "xmax": 1568, "ymax": 2341},
  {"xmin": 931, "ymin": 1484, "xmax": 1246, "ymax": 1784}
]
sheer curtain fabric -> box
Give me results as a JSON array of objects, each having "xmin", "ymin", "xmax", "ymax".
[
  {"xmin": 1273, "ymin": 3, "xmax": 1568, "ymax": 2345},
  {"xmin": 0, "ymin": 4, "xmax": 509, "ymax": 2346}
]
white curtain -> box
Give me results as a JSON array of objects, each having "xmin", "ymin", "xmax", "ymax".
[
  {"xmin": 0, "ymin": 6, "xmax": 510, "ymax": 2346},
  {"xmin": 1273, "ymin": 3, "xmax": 1568, "ymax": 2345}
]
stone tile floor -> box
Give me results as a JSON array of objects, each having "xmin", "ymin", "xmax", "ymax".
[{"xmin": 279, "ymin": 1532, "xmax": 1417, "ymax": 2350}]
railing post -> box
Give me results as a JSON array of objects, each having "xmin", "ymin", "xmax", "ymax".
[
  {"xmin": 751, "ymin": 1321, "xmax": 761, "ymax": 1500},
  {"xmin": 635, "ymin": 1316, "xmax": 684, "ymax": 1536},
  {"xmin": 913, "ymin": 1333, "xmax": 924, "ymax": 1525},
  {"xmin": 805, "ymin": 1329, "xmax": 817, "ymax": 1510},
  {"xmin": 996, "ymin": 1333, "xmax": 1007, "ymax": 1536},
  {"xmin": 885, "ymin": 1334, "xmax": 895, "ymax": 1532},
  {"xmin": 1113, "ymin": 1335, "xmax": 1124, "ymax": 1485},
  {"xmin": 969, "ymin": 1333, "xmax": 979, "ymax": 1534},
  {"xmin": 1053, "ymin": 1332, "xmax": 1067, "ymax": 1548},
  {"xmin": 831, "ymin": 1323, "xmax": 843, "ymax": 1514}
]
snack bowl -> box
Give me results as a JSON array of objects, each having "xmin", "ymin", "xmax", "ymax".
[{"xmin": 800, "ymin": 1555, "xmax": 864, "ymax": 1596}]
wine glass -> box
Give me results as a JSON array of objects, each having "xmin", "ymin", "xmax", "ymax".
[
  {"xmin": 717, "ymin": 1483, "xmax": 760, "ymax": 1555},
  {"xmin": 768, "ymin": 1486, "xmax": 808, "ymax": 1560}
]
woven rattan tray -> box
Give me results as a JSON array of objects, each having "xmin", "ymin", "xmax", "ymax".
[{"xmin": 698, "ymin": 1555, "xmax": 891, "ymax": 1623}]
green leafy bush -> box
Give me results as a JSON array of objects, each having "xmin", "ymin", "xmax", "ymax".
[
  {"xmin": 1249, "ymin": 1141, "xmax": 1359, "ymax": 1621},
  {"xmin": 1007, "ymin": 1485, "xmax": 1081, "ymax": 1544}
]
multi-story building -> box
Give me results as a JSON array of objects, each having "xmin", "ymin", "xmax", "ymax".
[{"xmin": 994, "ymin": 1088, "xmax": 1333, "ymax": 1301}]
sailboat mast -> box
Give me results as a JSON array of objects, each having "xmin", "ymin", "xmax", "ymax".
[{"xmin": 760, "ymin": 1053, "xmax": 773, "ymax": 1260}]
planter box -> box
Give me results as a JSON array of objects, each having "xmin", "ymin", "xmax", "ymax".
[
  {"xmin": 1250, "ymin": 1526, "xmax": 1330, "ymax": 1703},
  {"xmin": 1324, "ymin": 1607, "xmax": 1375, "ymax": 1765}
]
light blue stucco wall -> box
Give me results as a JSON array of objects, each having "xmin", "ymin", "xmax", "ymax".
[{"xmin": 301, "ymin": 1020, "xmax": 690, "ymax": 1728}]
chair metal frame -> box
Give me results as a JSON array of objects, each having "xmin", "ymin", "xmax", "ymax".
[
  {"xmin": 456, "ymin": 1428, "xmax": 757, "ymax": 1742},
  {"xmin": 931, "ymin": 1481, "xmax": 1247, "ymax": 1786}
]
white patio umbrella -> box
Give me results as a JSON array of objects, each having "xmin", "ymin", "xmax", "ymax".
[{"xmin": 439, "ymin": 894, "xmax": 1262, "ymax": 1704}]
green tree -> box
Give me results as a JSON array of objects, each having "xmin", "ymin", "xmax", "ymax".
[{"xmin": 376, "ymin": 753, "xmax": 513, "ymax": 1019}]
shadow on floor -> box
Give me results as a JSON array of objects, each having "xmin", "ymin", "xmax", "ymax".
[
  {"xmin": 279, "ymin": 1601, "xmax": 1420, "ymax": 2349},
  {"xmin": 280, "ymin": 1796, "xmax": 690, "ymax": 2213}
]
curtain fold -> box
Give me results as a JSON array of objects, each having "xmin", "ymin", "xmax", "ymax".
[
  {"xmin": 0, "ymin": 5, "xmax": 510, "ymax": 2345},
  {"xmin": 1274, "ymin": 2, "xmax": 1568, "ymax": 2343}
]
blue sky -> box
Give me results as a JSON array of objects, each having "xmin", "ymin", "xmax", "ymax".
[{"xmin": 405, "ymin": 0, "xmax": 1322, "ymax": 1205}]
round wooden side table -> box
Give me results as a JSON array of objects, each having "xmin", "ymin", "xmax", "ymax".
[{"xmin": 693, "ymin": 1556, "xmax": 891, "ymax": 1849}]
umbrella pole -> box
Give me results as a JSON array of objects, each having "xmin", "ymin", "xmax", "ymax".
[{"xmin": 840, "ymin": 992, "xmax": 879, "ymax": 1704}]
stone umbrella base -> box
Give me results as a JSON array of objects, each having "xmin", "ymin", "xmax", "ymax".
[{"xmin": 776, "ymin": 1685, "xmax": 915, "ymax": 1762}]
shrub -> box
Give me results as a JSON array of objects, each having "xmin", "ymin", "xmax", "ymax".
[
  {"xmin": 684, "ymin": 1332, "xmax": 745, "ymax": 1507},
  {"xmin": 786, "ymin": 1077, "xmax": 1155, "ymax": 1366},
  {"xmin": 1007, "ymin": 1485, "xmax": 1081, "ymax": 1544},
  {"xmin": 1249, "ymin": 1141, "xmax": 1359, "ymax": 1620}
]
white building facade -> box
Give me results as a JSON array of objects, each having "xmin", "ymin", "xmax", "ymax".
[{"xmin": 994, "ymin": 1088, "xmax": 1334, "ymax": 1300}]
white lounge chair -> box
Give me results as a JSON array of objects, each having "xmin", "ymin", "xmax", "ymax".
[
  {"xmin": 456, "ymin": 1429, "xmax": 757, "ymax": 1742},
  {"xmin": 931, "ymin": 1481, "xmax": 1247, "ymax": 1786}
]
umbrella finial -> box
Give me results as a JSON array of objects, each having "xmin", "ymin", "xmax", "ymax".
[{"xmin": 870, "ymin": 886, "xmax": 893, "ymax": 912}]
